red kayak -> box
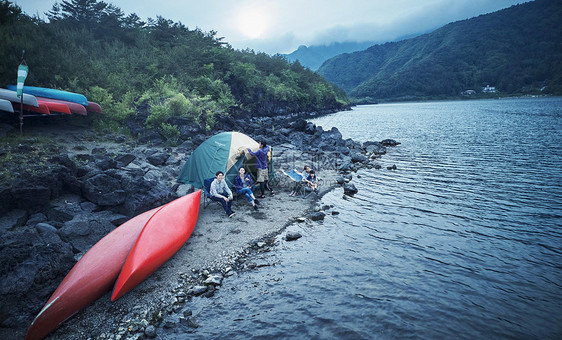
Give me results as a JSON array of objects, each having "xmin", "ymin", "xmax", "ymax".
[
  {"xmin": 13, "ymin": 102, "xmax": 51, "ymax": 115},
  {"xmin": 111, "ymin": 190, "xmax": 201, "ymax": 300},
  {"xmin": 25, "ymin": 208, "xmax": 159, "ymax": 340},
  {"xmin": 37, "ymin": 99, "xmax": 71, "ymax": 115},
  {"xmin": 87, "ymin": 101, "xmax": 103, "ymax": 114},
  {"xmin": 36, "ymin": 97, "xmax": 87, "ymax": 116}
]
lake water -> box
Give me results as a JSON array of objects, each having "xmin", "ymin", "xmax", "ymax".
[{"xmin": 163, "ymin": 98, "xmax": 562, "ymax": 339}]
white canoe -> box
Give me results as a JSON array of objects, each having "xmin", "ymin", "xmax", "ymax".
[
  {"xmin": 0, "ymin": 88, "xmax": 39, "ymax": 107},
  {"xmin": 0, "ymin": 99, "xmax": 14, "ymax": 113}
]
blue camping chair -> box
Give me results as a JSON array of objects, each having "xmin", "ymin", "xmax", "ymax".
[
  {"xmin": 203, "ymin": 177, "xmax": 215, "ymax": 209},
  {"xmin": 282, "ymin": 169, "xmax": 305, "ymax": 196}
]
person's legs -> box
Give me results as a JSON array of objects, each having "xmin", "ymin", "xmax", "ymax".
[
  {"xmin": 238, "ymin": 188, "xmax": 253, "ymax": 203},
  {"xmin": 257, "ymin": 168, "xmax": 267, "ymax": 197},
  {"xmin": 210, "ymin": 193, "xmax": 233, "ymax": 216}
]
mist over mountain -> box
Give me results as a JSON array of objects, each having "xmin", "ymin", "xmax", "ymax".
[
  {"xmin": 282, "ymin": 41, "xmax": 376, "ymax": 71},
  {"xmin": 317, "ymin": 0, "xmax": 562, "ymax": 102}
]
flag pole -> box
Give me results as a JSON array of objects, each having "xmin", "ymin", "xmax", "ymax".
[{"xmin": 18, "ymin": 50, "xmax": 27, "ymax": 136}]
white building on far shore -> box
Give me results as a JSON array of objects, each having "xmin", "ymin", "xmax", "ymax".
[{"xmin": 482, "ymin": 85, "xmax": 497, "ymax": 93}]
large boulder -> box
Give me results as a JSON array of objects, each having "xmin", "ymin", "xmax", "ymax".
[
  {"xmin": 11, "ymin": 186, "xmax": 51, "ymax": 211},
  {"xmin": 147, "ymin": 152, "xmax": 169, "ymax": 166},
  {"xmin": 0, "ymin": 228, "xmax": 74, "ymax": 328},
  {"xmin": 119, "ymin": 175, "xmax": 174, "ymax": 217},
  {"xmin": 343, "ymin": 183, "xmax": 358, "ymax": 196},
  {"xmin": 364, "ymin": 141, "xmax": 387, "ymax": 155},
  {"xmin": 380, "ymin": 139, "xmax": 401, "ymax": 147},
  {"xmin": 58, "ymin": 211, "xmax": 122, "ymax": 252},
  {"xmin": 82, "ymin": 174, "xmax": 127, "ymax": 206}
]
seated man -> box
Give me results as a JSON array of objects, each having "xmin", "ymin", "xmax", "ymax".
[
  {"xmin": 234, "ymin": 167, "xmax": 259, "ymax": 211},
  {"xmin": 210, "ymin": 171, "xmax": 235, "ymax": 218}
]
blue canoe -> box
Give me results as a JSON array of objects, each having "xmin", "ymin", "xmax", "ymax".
[{"xmin": 7, "ymin": 85, "xmax": 88, "ymax": 106}]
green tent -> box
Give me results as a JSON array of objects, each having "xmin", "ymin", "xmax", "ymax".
[{"xmin": 177, "ymin": 131, "xmax": 276, "ymax": 189}]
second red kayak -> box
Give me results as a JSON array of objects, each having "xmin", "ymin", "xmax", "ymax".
[
  {"xmin": 112, "ymin": 190, "xmax": 201, "ymax": 300},
  {"xmin": 37, "ymin": 97, "xmax": 87, "ymax": 116}
]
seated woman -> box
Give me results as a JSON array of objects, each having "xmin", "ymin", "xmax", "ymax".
[
  {"xmin": 234, "ymin": 167, "xmax": 260, "ymax": 211},
  {"xmin": 289, "ymin": 165, "xmax": 312, "ymax": 196}
]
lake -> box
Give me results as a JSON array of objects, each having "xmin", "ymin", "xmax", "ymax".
[{"xmin": 163, "ymin": 97, "xmax": 562, "ymax": 339}]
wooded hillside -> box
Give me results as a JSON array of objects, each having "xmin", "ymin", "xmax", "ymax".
[
  {"xmin": 0, "ymin": 0, "xmax": 349, "ymax": 135},
  {"xmin": 318, "ymin": 0, "xmax": 562, "ymax": 102}
]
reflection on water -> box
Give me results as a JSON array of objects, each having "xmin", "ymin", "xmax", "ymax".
[{"xmin": 163, "ymin": 98, "xmax": 562, "ymax": 339}]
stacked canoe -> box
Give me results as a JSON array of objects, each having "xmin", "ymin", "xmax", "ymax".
[
  {"xmin": 0, "ymin": 86, "xmax": 102, "ymax": 116},
  {"xmin": 25, "ymin": 190, "xmax": 202, "ymax": 340}
]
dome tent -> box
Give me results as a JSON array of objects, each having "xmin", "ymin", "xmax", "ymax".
[{"xmin": 177, "ymin": 131, "xmax": 275, "ymax": 189}]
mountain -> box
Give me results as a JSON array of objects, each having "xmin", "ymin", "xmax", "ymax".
[
  {"xmin": 317, "ymin": 0, "xmax": 562, "ymax": 102},
  {"xmin": 283, "ymin": 41, "xmax": 376, "ymax": 71}
]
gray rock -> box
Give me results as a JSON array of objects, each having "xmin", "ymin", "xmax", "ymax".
[
  {"xmin": 189, "ymin": 285, "xmax": 208, "ymax": 296},
  {"xmin": 144, "ymin": 325, "xmax": 157, "ymax": 338},
  {"xmin": 0, "ymin": 209, "xmax": 28, "ymax": 232},
  {"xmin": 180, "ymin": 316, "xmax": 199, "ymax": 328},
  {"xmin": 27, "ymin": 213, "xmax": 47, "ymax": 226},
  {"xmin": 176, "ymin": 184, "xmax": 195, "ymax": 197},
  {"xmin": 286, "ymin": 231, "xmax": 302, "ymax": 241},
  {"xmin": 11, "ymin": 186, "xmax": 51, "ymax": 211},
  {"xmin": 82, "ymin": 174, "xmax": 126, "ymax": 206},
  {"xmin": 343, "ymin": 183, "xmax": 358, "ymax": 196},
  {"xmin": 147, "ymin": 152, "xmax": 169, "ymax": 166},
  {"xmin": 47, "ymin": 203, "xmax": 82, "ymax": 223},
  {"xmin": 58, "ymin": 214, "xmax": 116, "ymax": 252},
  {"xmin": 380, "ymin": 139, "xmax": 401, "ymax": 147},
  {"xmin": 310, "ymin": 212, "xmax": 326, "ymax": 221},
  {"xmin": 304, "ymin": 122, "xmax": 316, "ymax": 135},
  {"xmin": 204, "ymin": 275, "xmax": 223, "ymax": 285},
  {"xmin": 351, "ymin": 153, "xmax": 368, "ymax": 163},
  {"xmin": 36, "ymin": 223, "xmax": 64, "ymax": 244},
  {"xmin": 115, "ymin": 154, "xmax": 136, "ymax": 167},
  {"xmin": 80, "ymin": 201, "xmax": 99, "ymax": 213}
]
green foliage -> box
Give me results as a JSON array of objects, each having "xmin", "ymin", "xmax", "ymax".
[
  {"xmin": 160, "ymin": 122, "xmax": 180, "ymax": 145},
  {"xmin": 87, "ymin": 86, "xmax": 134, "ymax": 133},
  {"xmin": 318, "ymin": 0, "xmax": 562, "ymax": 102},
  {"xmin": 0, "ymin": 0, "xmax": 349, "ymax": 135}
]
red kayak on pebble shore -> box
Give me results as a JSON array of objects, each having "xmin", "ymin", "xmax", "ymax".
[
  {"xmin": 25, "ymin": 190, "xmax": 202, "ymax": 340},
  {"xmin": 112, "ymin": 190, "xmax": 201, "ymax": 300},
  {"xmin": 24, "ymin": 208, "xmax": 159, "ymax": 340}
]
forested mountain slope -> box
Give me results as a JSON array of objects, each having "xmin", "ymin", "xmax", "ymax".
[
  {"xmin": 0, "ymin": 0, "xmax": 349, "ymax": 135},
  {"xmin": 318, "ymin": 0, "xmax": 562, "ymax": 102}
]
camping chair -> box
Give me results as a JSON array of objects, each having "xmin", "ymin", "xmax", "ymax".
[
  {"xmin": 281, "ymin": 169, "xmax": 305, "ymax": 196},
  {"xmin": 203, "ymin": 177, "xmax": 215, "ymax": 209}
]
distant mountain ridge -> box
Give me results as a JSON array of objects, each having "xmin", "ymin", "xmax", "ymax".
[
  {"xmin": 317, "ymin": 0, "xmax": 562, "ymax": 102},
  {"xmin": 282, "ymin": 41, "xmax": 376, "ymax": 71}
]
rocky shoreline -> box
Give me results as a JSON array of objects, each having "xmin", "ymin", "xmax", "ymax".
[{"xmin": 0, "ymin": 111, "xmax": 399, "ymax": 339}]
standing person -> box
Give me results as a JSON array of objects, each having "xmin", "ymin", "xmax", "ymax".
[
  {"xmin": 210, "ymin": 171, "xmax": 235, "ymax": 217},
  {"xmin": 248, "ymin": 140, "xmax": 274, "ymax": 198},
  {"xmin": 234, "ymin": 167, "xmax": 259, "ymax": 211}
]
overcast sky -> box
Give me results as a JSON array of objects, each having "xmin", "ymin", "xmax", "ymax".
[{"xmin": 13, "ymin": 0, "xmax": 530, "ymax": 54}]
